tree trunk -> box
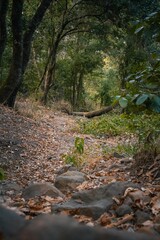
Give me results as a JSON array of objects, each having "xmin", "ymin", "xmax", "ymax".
[
  {"xmin": 0, "ymin": 0, "xmax": 24, "ymax": 107},
  {"xmin": 40, "ymin": 52, "xmax": 56, "ymax": 105},
  {"xmin": 0, "ymin": 0, "xmax": 54, "ymax": 107},
  {"xmin": 0, "ymin": 0, "xmax": 9, "ymax": 62},
  {"xmin": 22, "ymin": 0, "xmax": 54, "ymax": 74},
  {"xmin": 76, "ymin": 70, "xmax": 84, "ymax": 108},
  {"xmin": 72, "ymin": 103, "xmax": 118, "ymax": 118},
  {"xmin": 85, "ymin": 105, "xmax": 116, "ymax": 118}
]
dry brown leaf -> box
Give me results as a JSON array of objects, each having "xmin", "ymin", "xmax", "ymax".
[
  {"xmin": 151, "ymin": 194, "xmax": 160, "ymax": 215},
  {"xmin": 98, "ymin": 213, "xmax": 112, "ymax": 226},
  {"xmin": 106, "ymin": 214, "xmax": 134, "ymax": 228}
]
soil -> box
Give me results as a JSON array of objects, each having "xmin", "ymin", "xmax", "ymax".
[{"xmin": 0, "ymin": 101, "xmax": 160, "ymax": 236}]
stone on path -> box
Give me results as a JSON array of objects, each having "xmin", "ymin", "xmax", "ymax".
[
  {"xmin": 115, "ymin": 204, "xmax": 133, "ymax": 217},
  {"xmin": 0, "ymin": 181, "xmax": 22, "ymax": 193},
  {"xmin": 0, "ymin": 205, "xmax": 159, "ymax": 240},
  {"xmin": 22, "ymin": 183, "xmax": 64, "ymax": 200},
  {"xmin": 55, "ymin": 171, "xmax": 86, "ymax": 193},
  {"xmin": 0, "ymin": 205, "xmax": 26, "ymax": 239},
  {"xmin": 52, "ymin": 181, "xmax": 139, "ymax": 219}
]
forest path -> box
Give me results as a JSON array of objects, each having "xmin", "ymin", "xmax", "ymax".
[
  {"xmin": 1, "ymin": 103, "xmax": 160, "ymax": 237},
  {"xmin": 0, "ymin": 103, "xmax": 127, "ymax": 188}
]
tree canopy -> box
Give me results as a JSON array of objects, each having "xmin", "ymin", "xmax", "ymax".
[{"xmin": 0, "ymin": 0, "xmax": 160, "ymax": 112}]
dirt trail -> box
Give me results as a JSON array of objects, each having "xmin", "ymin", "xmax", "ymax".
[
  {"xmin": 0, "ymin": 104, "xmax": 130, "ymax": 188},
  {"xmin": 1, "ymin": 103, "xmax": 160, "ymax": 238}
]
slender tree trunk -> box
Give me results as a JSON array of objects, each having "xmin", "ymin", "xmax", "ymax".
[
  {"xmin": 71, "ymin": 69, "xmax": 77, "ymax": 110},
  {"xmin": 76, "ymin": 70, "xmax": 84, "ymax": 107},
  {"xmin": 41, "ymin": 61, "xmax": 56, "ymax": 104},
  {"xmin": 0, "ymin": 0, "xmax": 54, "ymax": 107},
  {"xmin": 40, "ymin": 42, "xmax": 58, "ymax": 104},
  {"xmin": 0, "ymin": 0, "xmax": 24, "ymax": 107}
]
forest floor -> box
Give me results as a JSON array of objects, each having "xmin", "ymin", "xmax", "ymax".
[{"xmin": 0, "ymin": 101, "xmax": 160, "ymax": 237}]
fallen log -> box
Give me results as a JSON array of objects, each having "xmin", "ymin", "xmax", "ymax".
[
  {"xmin": 85, "ymin": 105, "xmax": 114, "ymax": 118},
  {"xmin": 72, "ymin": 103, "xmax": 118, "ymax": 118},
  {"xmin": 72, "ymin": 111, "xmax": 88, "ymax": 117}
]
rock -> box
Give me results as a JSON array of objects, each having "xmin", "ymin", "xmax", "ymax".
[
  {"xmin": 135, "ymin": 210, "xmax": 151, "ymax": 225},
  {"xmin": 128, "ymin": 189, "xmax": 151, "ymax": 204},
  {"xmin": 113, "ymin": 152, "xmax": 125, "ymax": 158},
  {"xmin": 116, "ymin": 204, "xmax": 133, "ymax": 217},
  {"xmin": 0, "ymin": 205, "xmax": 26, "ymax": 239},
  {"xmin": 0, "ymin": 181, "xmax": 22, "ymax": 203},
  {"xmin": 0, "ymin": 181, "xmax": 22, "ymax": 193},
  {"xmin": 22, "ymin": 183, "xmax": 64, "ymax": 200},
  {"xmin": 52, "ymin": 181, "xmax": 139, "ymax": 219},
  {"xmin": 56, "ymin": 164, "xmax": 77, "ymax": 175},
  {"xmin": 0, "ymin": 206, "xmax": 159, "ymax": 240},
  {"xmin": 154, "ymin": 224, "xmax": 160, "ymax": 234},
  {"xmin": 123, "ymin": 196, "xmax": 133, "ymax": 206},
  {"xmin": 55, "ymin": 171, "xmax": 86, "ymax": 193},
  {"xmin": 14, "ymin": 214, "xmax": 159, "ymax": 240}
]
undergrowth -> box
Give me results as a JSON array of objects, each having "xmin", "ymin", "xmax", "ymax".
[
  {"xmin": 62, "ymin": 137, "xmax": 85, "ymax": 168},
  {"xmin": 79, "ymin": 113, "xmax": 160, "ymax": 156},
  {"xmin": 80, "ymin": 113, "xmax": 160, "ymax": 140}
]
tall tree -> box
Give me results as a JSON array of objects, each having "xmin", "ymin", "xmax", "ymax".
[
  {"xmin": 0, "ymin": 0, "xmax": 9, "ymax": 63},
  {"xmin": 39, "ymin": 0, "xmax": 105, "ymax": 104},
  {"xmin": 0, "ymin": 0, "xmax": 54, "ymax": 107}
]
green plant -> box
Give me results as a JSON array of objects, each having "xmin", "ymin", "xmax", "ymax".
[
  {"xmin": 63, "ymin": 137, "xmax": 85, "ymax": 167},
  {"xmin": 102, "ymin": 143, "xmax": 138, "ymax": 157},
  {"xmin": 74, "ymin": 137, "xmax": 84, "ymax": 154},
  {"xmin": 79, "ymin": 113, "xmax": 160, "ymax": 144},
  {"xmin": 80, "ymin": 114, "xmax": 130, "ymax": 137}
]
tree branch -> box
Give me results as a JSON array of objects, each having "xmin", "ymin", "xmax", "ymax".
[{"xmin": 22, "ymin": 0, "xmax": 54, "ymax": 73}]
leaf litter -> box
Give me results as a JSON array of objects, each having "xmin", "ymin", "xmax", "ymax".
[{"xmin": 0, "ymin": 103, "xmax": 160, "ymax": 237}]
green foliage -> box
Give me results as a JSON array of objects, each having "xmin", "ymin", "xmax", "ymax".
[
  {"xmin": 126, "ymin": 113, "xmax": 160, "ymax": 142},
  {"xmin": 74, "ymin": 137, "xmax": 84, "ymax": 154},
  {"xmin": 80, "ymin": 113, "xmax": 160, "ymax": 143},
  {"xmin": 80, "ymin": 114, "xmax": 130, "ymax": 137},
  {"xmin": 63, "ymin": 137, "xmax": 85, "ymax": 167},
  {"xmin": 0, "ymin": 168, "xmax": 5, "ymax": 180},
  {"xmin": 119, "ymin": 97, "xmax": 128, "ymax": 108},
  {"xmin": 120, "ymin": 59, "xmax": 160, "ymax": 112},
  {"xmin": 117, "ymin": 8, "xmax": 160, "ymax": 113},
  {"xmin": 102, "ymin": 143, "xmax": 137, "ymax": 157}
]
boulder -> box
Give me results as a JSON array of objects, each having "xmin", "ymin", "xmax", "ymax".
[
  {"xmin": 15, "ymin": 214, "xmax": 159, "ymax": 240},
  {"xmin": 0, "ymin": 206, "xmax": 159, "ymax": 240},
  {"xmin": 116, "ymin": 204, "xmax": 133, "ymax": 217},
  {"xmin": 135, "ymin": 210, "xmax": 151, "ymax": 225},
  {"xmin": 52, "ymin": 181, "xmax": 139, "ymax": 219},
  {"xmin": 22, "ymin": 183, "xmax": 64, "ymax": 200},
  {"xmin": 55, "ymin": 171, "xmax": 86, "ymax": 193},
  {"xmin": 0, "ymin": 181, "xmax": 22, "ymax": 193},
  {"xmin": 0, "ymin": 205, "xmax": 26, "ymax": 239}
]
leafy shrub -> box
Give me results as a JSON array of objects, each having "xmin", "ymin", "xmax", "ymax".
[
  {"xmin": 80, "ymin": 114, "xmax": 130, "ymax": 137},
  {"xmin": 102, "ymin": 143, "xmax": 138, "ymax": 157},
  {"xmin": 80, "ymin": 113, "xmax": 160, "ymax": 143},
  {"xmin": 63, "ymin": 137, "xmax": 85, "ymax": 167}
]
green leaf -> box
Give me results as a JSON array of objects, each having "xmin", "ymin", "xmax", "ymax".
[
  {"xmin": 75, "ymin": 137, "xmax": 84, "ymax": 154},
  {"xmin": 131, "ymin": 94, "xmax": 139, "ymax": 102},
  {"xmin": 149, "ymin": 96, "xmax": 160, "ymax": 113},
  {"xmin": 115, "ymin": 95, "xmax": 121, "ymax": 100},
  {"xmin": 134, "ymin": 26, "xmax": 144, "ymax": 34},
  {"xmin": 119, "ymin": 97, "xmax": 128, "ymax": 108},
  {"xmin": 136, "ymin": 94, "xmax": 149, "ymax": 105}
]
